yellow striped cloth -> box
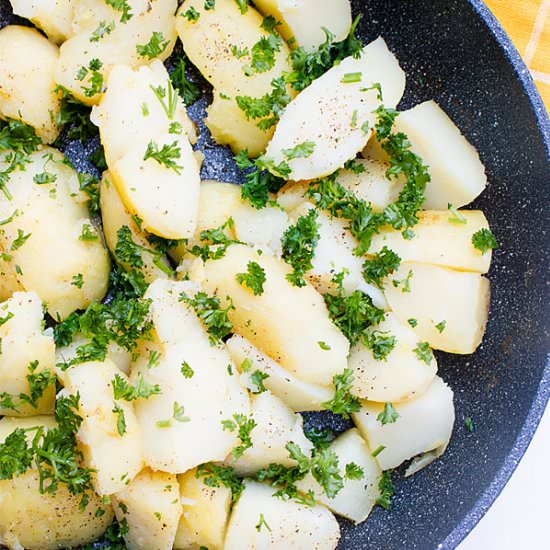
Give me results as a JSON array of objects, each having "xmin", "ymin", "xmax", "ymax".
[{"xmin": 486, "ymin": 0, "xmax": 550, "ymax": 107}]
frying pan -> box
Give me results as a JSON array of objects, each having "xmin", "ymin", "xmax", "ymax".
[{"xmin": 0, "ymin": 1, "xmax": 549, "ymax": 548}]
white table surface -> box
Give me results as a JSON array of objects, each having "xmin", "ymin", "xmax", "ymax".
[{"xmin": 458, "ymin": 402, "xmax": 550, "ymax": 549}]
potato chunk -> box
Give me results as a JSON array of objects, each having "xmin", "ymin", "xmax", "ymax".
[
  {"xmin": 352, "ymin": 376, "xmax": 455, "ymax": 470},
  {"xmin": 112, "ymin": 469, "xmax": 181, "ymax": 550},
  {"xmin": 55, "ymin": 0, "xmax": 178, "ymax": 105},
  {"xmin": 265, "ymin": 37, "xmax": 405, "ymax": 181},
  {"xmin": 226, "ymin": 391, "xmax": 313, "ymax": 476},
  {"xmin": 63, "ymin": 360, "xmax": 144, "ymax": 495},
  {"xmin": 175, "ymin": 469, "xmax": 232, "ymax": 550},
  {"xmin": 384, "ymin": 261, "xmax": 490, "ymax": 354},
  {"xmin": 0, "ymin": 292, "xmax": 55, "ymax": 417},
  {"xmin": 349, "ymin": 312, "xmax": 437, "ymax": 403},
  {"xmin": 176, "ymin": 0, "xmax": 294, "ymax": 156},
  {"xmin": 226, "ymin": 334, "xmax": 333, "ymax": 412},
  {"xmin": 224, "ymin": 481, "xmax": 340, "ymax": 549},
  {"xmin": 0, "ymin": 416, "xmax": 113, "ymax": 550},
  {"xmin": 296, "ymin": 429, "xmax": 382, "ymax": 523},
  {"xmin": 133, "ymin": 279, "xmax": 250, "ymax": 473},
  {"xmin": 9, "ymin": 0, "xmax": 74, "ymax": 44},
  {"xmin": 0, "ymin": 147, "xmax": 110, "ymax": 320},
  {"xmin": 0, "ymin": 26, "xmax": 61, "ymax": 143},
  {"xmin": 194, "ymin": 244, "xmax": 349, "ymax": 386},
  {"xmin": 369, "ymin": 210, "xmax": 492, "ymax": 273},
  {"xmin": 254, "ymin": 0, "xmax": 352, "ymax": 52},
  {"xmin": 392, "ymin": 101, "xmax": 487, "ymax": 209}
]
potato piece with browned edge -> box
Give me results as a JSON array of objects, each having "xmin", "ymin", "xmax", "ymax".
[
  {"xmin": 254, "ymin": 0, "xmax": 352, "ymax": 52},
  {"xmin": 193, "ymin": 244, "xmax": 349, "ymax": 386},
  {"xmin": 175, "ymin": 469, "xmax": 232, "ymax": 550},
  {"xmin": 224, "ymin": 481, "xmax": 340, "ymax": 550},
  {"xmin": 0, "ymin": 26, "xmax": 61, "ymax": 143},
  {"xmin": 352, "ymin": 376, "xmax": 455, "ymax": 471},
  {"xmin": 296, "ymin": 428, "xmax": 382, "ymax": 523},
  {"xmin": 0, "ymin": 292, "xmax": 55, "ymax": 417},
  {"xmin": 112, "ymin": 469, "xmax": 181, "ymax": 550},
  {"xmin": 63, "ymin": 360, "xmax": 144, "ymax": 495},
  {"xmin": 226, "ymin": 334, "xmax": 333, "ymax": 412},
  {"xmin": 0, "ymin": 147, "xmax": 110, "ymax": 321},
  {"xmin": 384, "ymin": 262, "xmax": 490, "ymax": 354},
  {"xmin": 0, "ymin": 416, "xmax": 114, "ymax": 550}
]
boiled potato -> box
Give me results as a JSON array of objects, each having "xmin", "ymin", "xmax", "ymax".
[
  {"xmin": 100, "ymin": 173, "xmax": 171, "ymax": 282},
  {"xmin": 289, "ymin": 202, "xmax": 388, "ymax": 309},
  {"xmin": 0, "ymin": 26, "xmax": 61, "ymax": 143},
  {"xmin": 369, "ymin": 210, "xmax": 492, "ymax": 273},
  {"xmin": 63, "ymin": 360, "xmax": 144, "ymax": 495},
  {"xmin": 296, "ymin": 428, "xmax": 381, "ymax": 523},
  {"xmin": 0, "ymin": 254, "xmax": 21, "ymax": 301},
  {"xmin": 224, "ymin": 481, "xmax": 340, "ymax": 550},
  {"xmin": 112, "ymin": 469, "xmax": 181, "ymax": 550},
  {"xmin": 193, "ymin": 244, "xmax": 349, "ymax": 386},
  {"xmin": 0, "ymin": 416, "xmax": 113, "ymax": 550},
  {"xmin": 0, "ymin": 292, "xmax": 55, "ymax": 417},
  {"xmin": 0, "ymin": 147, "xmax": 110, "ymax": 320},
  {"xmin": 392, "ymin": 101, "xmax": 487, "ymax": 209},
  {"xmin": 175, "ymin": 469, "xmax": 232, "ymax": 550},
  {"xmin": 348, "ymin": 312, "xmax": 437, "ymax": 403},
  {"xmin": 56, "ymin": 0, "xmax": 178, "ymax": 105},
  {"xmin": 133, "ymin": 279, "xmax": 250, "ymax": 473},
  {"xmin": 352, "ymin": 376, "xmax": 455, "ymax": 471},
  {"xmin": 336, "ymin": 158, "xmax": 403, "ymax": 212},
  {"xmin": 226, "ymin": 391, "xmax": 313, "ymax": 476},
  {"xmin": 265, "ymin": 37, "xmax": 405, "ymax": 181},
  {"xmin": 176, "ymin": 0, "xmax": 295, "ymax": 156},
  {"xmin": 276, "ymin": 181, "xmax": 308, "ymax": 212},
  {"xmin": 9, "ymin": 0, "xmax": 74, "ymax": 43},
  {"xmin": 254, "ymin": 0, "xmax": 352, "ymax": 52},
  {"xmin": 384, "ymin": 261, "xmax": 490, "ymax": 354},
  {"xmin": 226, "ymin": 334, "xmax": 333, "ymax": 412}
]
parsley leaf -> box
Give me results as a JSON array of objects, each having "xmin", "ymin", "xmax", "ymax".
[
  {"xmin": 243, "ymin": 34, "xmax": 282, "ymax": 76},
  {"xmin": 195, "ymin": 462, "xmax": 244, "ymax": 501},
  {"xmin": 377, "ymin": 403, "xmax": 400, "ymax": 425},
  {"xmin": 376, "ymin": 470, "xmax": 394, "ymax": 510},
  {"xmin": 236, "ymin": 261, "xmax": 266, "ymax": 295},
  {"xmin": 221, "ymin": 413, "xmax": 257, "ymax": 459},
  {"xmin": 362, "ymin": 246, "xmax": 401, "ymax": 287},
  {"xmin": 282, "ymin": 141, "xmax": 316, "ymax": 161},
  {"xmin": 249, "ymin": 370, "xmax": 269, "ymax": 394},
  {"xmin": 182, "ymin": 7, "xmax": 200, "ymax": 21},
  {"xmin": 322, "ymin": 368, "xmax": 361, "ymax": 418},
  {"xmin": 413, "ymin": 341, "xmax": 433, "ymax": 365},
  {"xmin": 170, "ymin": 56, "xmax": 201, "ymax": 106},
  {"xmin": 77, "ymin": 58, "xmax": 104, "ymax": 98},
  {"xmin": 234, "ymin": 0, "xmax": 249, "ymax": 13},
  {"xmin": 136, "ymin": 32, "xmax": 170, "ymax": 59},
  {"xmin": 345, "ymin": 462, "xmax": 365, "ymax": 480},
  {"xmin": 0, "ymin": 428, "xmax": 33, "ymax": 479},
  {"xmin": 104, "ymin": 0, "xmax": 133, "ymax": 23},
  {"xmin": 112, "ymin": 403, "xmax": 126, "ymax": 436},
  {"xmin": 90, "ymin": 20, "xmax": 115, "ymax": 42},
  {"xmin": 472, "ymin": 228, "xmax": 498, "ymax": 254},
  {"xmin": 310, "ymin": 448, "xmax": 344, "ymax": 498},
  {"xmin": 188, "ymin": 218, "xmax": 241, "ymax": 261},
  {"xmin": 112, "ymin": 373, "xmax": 161, "ymax": 401},
  {"xmin": 144, "ymin": 140, "xmax": 183, "ymax": 174}
]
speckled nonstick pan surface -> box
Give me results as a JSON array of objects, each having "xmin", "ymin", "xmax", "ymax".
[{"xmin": 1, "ymin": 1, "xmax": 549, "ymax": 549}]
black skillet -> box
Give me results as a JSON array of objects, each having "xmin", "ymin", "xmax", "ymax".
[{"xmin": 1, "ymin": 0, "xmax": 549, "ymax": 548}]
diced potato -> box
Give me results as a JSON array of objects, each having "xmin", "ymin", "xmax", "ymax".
[
  {"xmin": 296, "ymin": 428, "xmax": 381, "ymax": 523},
  {"xmin": 0, "ymin": 416, "xmax": 114, "ymax": 550},
  {"xmin": 369, "ymin": 210, "xmax": 492, "ymax": 273},
  {"xmin": 91, "ymin": 61, "xmax": 196, "ymax": 167},
  {"xmin": 175, "ymin": 469, "xmax": 232, "ymax": 550},
  {"xmin": 100, "ymin": 173, "xmax": 171, "ymax": 283},
  {"xmin": 289, "ymin": 202, "xmax": 388, "ymax": 309},
  {"xmin": 0, "ymin": 292, "xmax": 55, "ymax": 417},
  {"xmin": 194, "ymin": 244, "xmax": 349, "ymax": 386},
  {"xmin": 9, "ymin": 0, "xmax": 74, "ymax": 43},
  {"xmin": 348, "ymin": 312, "xmax": 437, "ymax": 403},
  {"xmin": 0, "ymin": 147, "xmax": 110, "ymax": 320},
  {"xmin": 392, "ymin": 101, "xmax": 487, "ymax": 209},
  {"xmin": 232, "ymin": 202, "xmax": 289, "ymax": 256},
  {"xmin": 0, "ymin": 26, "xmax": 61, "ymax": 143},
  {"xmin": 265, "ymin": 37, "xmax": 405, "ymax": 181},
  {"xmin": 224, "ymin": 481, "xmax": 340, "ymax": 550},
  {"xmin": 226, "ymin": 391, "xmax": 313, "ymax": 476},
  {"xmin": 352, "ymin": 376, "xmax": 455, "ymax": 470},
  {"xmin": 384, "ymin": 262, "xmax": 490, "ymax": 354},
  {"xmin": 226, "ymin": 334, "xmax": 333, "ymax": 412},
  {"xmin": 63, "ymin": 360, "xmax": 144, "ymax": 495},
  {"xmin": 55, "ymin": 0, "xmax": 178, "ymax": 105},
  {"xmin": 111, "ymin": 131, "xmax": 200, "ymax": 240},
  {"xmin": 133, "ymin": 279, "xmax": 250, "ymax": 473},
  {"xmin": 176, "ymin": 0, "xmax": 294, "ymax": 156},
  {"xmin": 254, "ymin": 0, "xmax": 352, "ymax": 52},
  {"xmin": 336, "ymin": 158, "xmax": 402, "ymax": 212},
  {"xmin": 112, "ymin": 469, "xmax": 181, "ymax": 550}
]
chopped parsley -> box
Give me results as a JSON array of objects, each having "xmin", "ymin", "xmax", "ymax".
[
  {"xmin": 413, "ymin": 341, "xmax": 433, "ymax": 365},
  {"xmin": 195, "ymin": 463, "xmax": 244, "ymax": 501},
  {"xmin": 182, "ymin": 7, "xmax": 200, "ymax": 21},
  {"xmin": 281, "ymin": 209, "xmax": 320, "ymax": 287},
  {"xmin": 408, "ymin": 318, "xmax": 418, "ymax": 328},
  {"xmin": 71, "ymin": 273, "xmax": 84, "ymax": 288},
  {"xmin": 234, "ymin": 0, "xmax": 249, "ymax": 13},
  {"xmin": 448, "ymin": 203, "xmax": 467, "ymax": 224},
  {"xmin": 10, "ymin": 229, "xmax": 31, "ymax": 250},
  {"xmin": 371, "ymin": 445, "xmax": 385, "ymax": 457},
  {"xmin": 255, "ymin": 513, "xmax": 271, "ymax": 532},
  {"xmin": 221, "ymin": 413, "xmax": 256, "ymax": 459},
  {"xmin": 77, "ymin": 58, "xmax": 104, "ymax": 98},
  {"xmin": 112, "ymin": 403, "xmax": 126, "ymax": 436},
  {"xmin": 33, "ymin": 171, "xmax": 57, "ymax": 185},
  {"xmin": 79, "ymin": 224, "xmax": 98, "ymax": 242},
  {"xmin": 282, "ymin": 141, "xmax": 316, "ymax": 161},
  {"xmin": 104, "ymin": 0, "xmax": 133, "ymax": 23},
  {"xmin": 204, "ymin": 0, "xmax": 215, "ymax": 9},
  {"xmin": 472, "ymin": 228, "xmax": 498, "ymax": 254},
  {"xmin": 345, "ymin": 462, "xmax": 365, "ymax": 480},
  {"xmin": 188, "ymin": 218, "xmax": 240, "ymax": 261},
  {"xmin": 144, "ymin": 140, "xmax": 183, "ymax": 174},
  {"xmin": 150, "ymin": 80, "xmax": 178, "ymax": 119},
  {"xmin": 243, "ymin": 33, "xmax": 282, "ymax": 77},
  {"xmin": 90, "ymin": 20, "xmax": 115, "ymax": 42},
  {"xmin": 112, "ymin": 373, "xmax": 161, "ymax": 401},
  {"xmin": 362, "ymin": 246, "xmax": 401, "ymax": 287},
  {"xmin": 317, "ymin": 341, "xmax": 331, "ymax": 351},
  {"xmin": 173, "ymin": 401, "xmax": 191, "ymax": 422},
  {"xmin": 54, "ymin": 86, "xmax": 98, "ymax": 145},
  {"xmin": 249, "ymin": 370, "xmax": 269, "ymax": 394},
  {"xmin": 236, "ymin": 261, "xmax": 266, "ymax": 295},
  {"xmin": 171, "ymin": 56, "xmax": 201, "ymax": 106},
  {"xmin": 231, "ymin": 44, "xmax": 249, "ymax": 59},
  {"xmin": 364, "ymin": 330, "xmax": 396, "ymax": 361},
  {"xmin": 464, "ymin": 417, "xmax": 475, "ymax": 432},
  {"xmin": 322, "ymin": 368, "xmax": 361, "ymax": 419},
  {"xmin": 136, "ymin": 32, "xmax": 170, "ymax": 59},
  {"xmin": 310, "ymin": 447, "xmax": 344, "ymax": 498},
  {"xmin": 377, "ymin": 403, "xmax": 400, "ymax": 425},
  {"xmin": 341, "ymin": 72, "xmax": 362, "ymax": 84},
  {"xmin": 435, "ymin": 320, "xmax": 447, "ymax": 333},
  {"xmin": 376, "ymin": 470, "xmax": 394, "ymax": 510},
  {"xmin": 181, "ymin": 362, "xmax": 194, "ymax": 378}
]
